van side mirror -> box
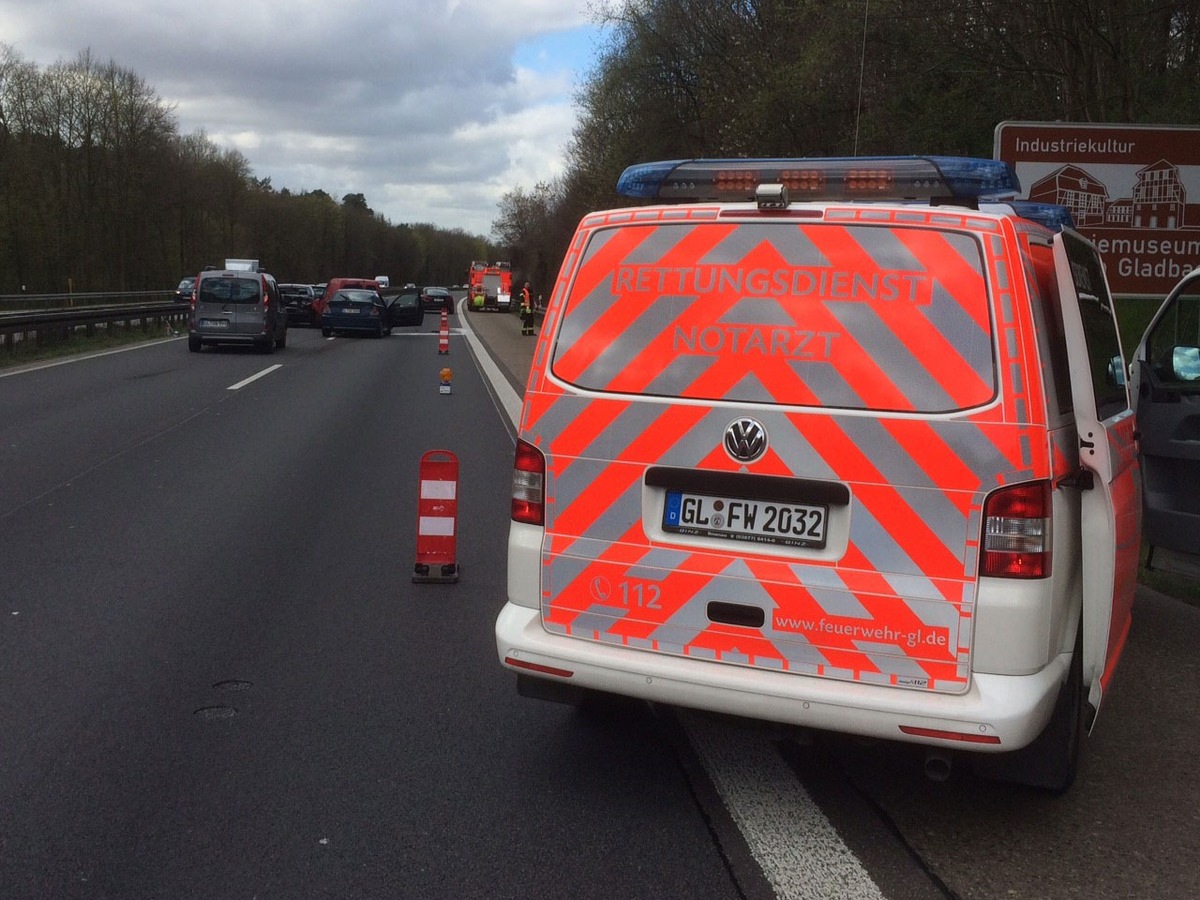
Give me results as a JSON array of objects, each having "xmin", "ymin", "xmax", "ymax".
[
  {"xmin": 1171, "ymin": 346, "xmax": 1200, "ymax": 382},
  {"xmin": 1107, "ymin": 355, "xmax": 1127, "ymax": 387}
]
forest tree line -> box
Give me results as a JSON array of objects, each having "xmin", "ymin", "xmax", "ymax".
[
  {"xmin": 0, "ymin": 45, "xmax": 497, "ymax": 295},
  {"xmin": 496, "ymin": 0, "xmax": 1200, "ymax": 293},
  {"xmin": 4, "ymin": 3, "xmax": 1199, "ymax": 298}
]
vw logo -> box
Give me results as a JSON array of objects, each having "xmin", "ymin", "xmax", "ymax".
[{"xmin": 724, "ymin": 418, "xmax": 768, "ymax": 463}]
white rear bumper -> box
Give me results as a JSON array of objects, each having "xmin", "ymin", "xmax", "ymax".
[{"xmin": 495, "ymin": 601, "xmax": 1068, "ymax": 752}]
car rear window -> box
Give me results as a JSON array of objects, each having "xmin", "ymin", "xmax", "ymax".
[
  {"xmin": 198, "ymin": 276, "xmax": 262, "ymax": 304},
  {"xmin": 331, "ymin": 290, "xmax": 376, "ymax": 305},
  {"xmin": 551, "ymin": 221, "xmax": 995, "ymax": 413}
]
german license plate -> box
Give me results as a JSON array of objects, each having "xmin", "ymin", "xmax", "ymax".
[
  {"xmin": 340, "ymin": 307, "xmax": 359, "ymax": 314},
  {"xmin": 663, "ymin": 490, "xmax": 827, "ymax": 549},
  {"xmin": 200, "ymin": 319, "xmax": 228, "ymax": 328}
]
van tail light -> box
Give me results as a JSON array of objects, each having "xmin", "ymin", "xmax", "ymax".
[
  {"xmin": 511, "ymin": 439, "xmax": 545, "ymax": 525},
  {"xmin": 981, "ymin": 481, "xmax": 1051, "ymax": 578}
]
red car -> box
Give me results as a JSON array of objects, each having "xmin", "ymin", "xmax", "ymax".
[{"xmin": 314, "ymin": 277, "xmax": 382, "ymax": 325}]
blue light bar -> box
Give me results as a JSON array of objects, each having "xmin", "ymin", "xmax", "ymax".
[
  {"xmin": 1005, "ymin": 201, "xmax": 1076, "ymax": 231},
  {"xmin": 615, "ymin": 156, "xmax": 1021, "ymax": 204}
]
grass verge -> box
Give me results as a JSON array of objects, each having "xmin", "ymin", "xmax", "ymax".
[{"xmin": 0, "ymin": 321, "xmax": 181, "ymax": 372}]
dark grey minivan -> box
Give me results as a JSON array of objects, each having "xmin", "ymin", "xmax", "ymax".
[{"xmin": 188, "ymin": 267, "xmax": 288, "ymax": 353}]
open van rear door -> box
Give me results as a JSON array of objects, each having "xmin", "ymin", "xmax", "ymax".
[
  {"xmin": 1052, "ymin": 230, "xmax": 1142, "ymax": 723},
  {"xmin": 1128, "ymin": 269, "xmax": 1200, "ymax": 577}
]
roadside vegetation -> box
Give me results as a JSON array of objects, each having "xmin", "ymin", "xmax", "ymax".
[
  {"xmin": 0, "ymin": 46, "xmax": 498, "ymax": 295},
  {"xmin": 495, "ymin": 0, "xmax": 1200, "ymax": 291},
  {"xmin": 4, "ymin": 4, "xmax": 1197, "ymax": 296},
  {"xmin": 0, "ymin": 320, "xmax": 181, "ymax": 372}
]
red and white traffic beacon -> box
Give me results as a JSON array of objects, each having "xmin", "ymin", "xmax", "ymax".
[{"xmin": 413, "ymin": 449, "xmax": 460, "ymax": 583}]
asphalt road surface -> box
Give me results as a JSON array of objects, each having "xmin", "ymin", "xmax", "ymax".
[{"xmin": 0, "ymin": 306, "xmax": 1197, "ymax": 900}]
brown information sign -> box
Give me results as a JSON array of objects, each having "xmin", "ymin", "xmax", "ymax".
[{"xmin": 994, "ymin": 121, "xmax": 1200, "ymax": 297}]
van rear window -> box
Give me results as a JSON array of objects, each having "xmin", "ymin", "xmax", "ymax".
[
  {"xmin": 199, "ymin": 276, "xmax": 262, "ymax": 304},
  {"xmin": 551, "ymin": 222, "xmax": 995, "ymax": 413}
]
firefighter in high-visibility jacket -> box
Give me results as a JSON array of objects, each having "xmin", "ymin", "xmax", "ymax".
[{"xmin": 520, "ymin": 282, "xmax": 536, "ymax": 335}]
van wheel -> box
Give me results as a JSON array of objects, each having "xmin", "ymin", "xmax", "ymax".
[
  {"xmin": 277, "ymin": 330, "xmax": 287, "ymax": 349},
  {"xmin": 972, "ymin": 625, "xmax": 1085, "ymax": 793},
  {"xmin": 260, "ymin": 338, "xmax": 275, "ymax": 354}
]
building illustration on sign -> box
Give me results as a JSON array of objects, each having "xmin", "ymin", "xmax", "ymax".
[
  {"xmin": 1029, "ymin": 159, "xmax": 1195, "ymax": 233},
  {"xmin": 995, "ymin": 122, "xmax": 1200, "ymax": 296}
]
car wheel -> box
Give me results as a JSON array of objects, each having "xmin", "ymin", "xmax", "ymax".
[
  {"xmin": 322, "ymin": 328, "xmax": 332, "ymax": 338},
  {"xmin": 188, "ymin": 335, "xmax": 201, "ymax": 352},
  {"xmin": 972, "ymin": 624, "xmax": 1085, "ymax": 793},
  {"xmin": 261, "ymin": 338, "xmax": 275, "ymax": 354},
  {"xmin": 374, "ymin": 321, "xmax": 384, "ymax": 338},
  {"xmin": 277, "ymin": 330, "xmax": 287, "ymax": 349}
]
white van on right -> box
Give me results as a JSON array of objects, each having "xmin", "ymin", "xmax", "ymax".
[{"xmin": 497, "ymin": 156, "xmax": 1143, "ymax": 792}]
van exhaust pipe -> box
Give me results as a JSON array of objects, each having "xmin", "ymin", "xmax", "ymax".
[{"xmin": 923, "ymin": 749, "xmax": 953, "ymax": 783}]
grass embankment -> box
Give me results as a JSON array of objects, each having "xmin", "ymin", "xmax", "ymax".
[{"xmin": 0, "ymin": 321, "xmax": 181, "ymax": 372}]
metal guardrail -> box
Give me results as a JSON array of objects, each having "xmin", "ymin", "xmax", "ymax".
[
  {"xmin": 0, "ymin": 298, "xmax": 188, "ymax": 344},
  {"xmin": 0, "ymin": 290, "xmax": 176, "ymax": 311}
]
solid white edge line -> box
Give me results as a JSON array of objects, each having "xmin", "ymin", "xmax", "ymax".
[
  {"xmin": 456, "ymin": 302, "xmax": 522, "ymax": 427},
  {"xmin": 681, "ymin": 711, "xmax": 884, "ymax": 900},
  {"xmin": 0, "ymin": 335, "xmax": 183, "ymax": 379},
  {"xmin": 227, "ymin": 364, "xmax": 283, "ymax": 391}
]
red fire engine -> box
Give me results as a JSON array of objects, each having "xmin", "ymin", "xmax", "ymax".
[{"xmin": 467, "ymin": 260, "xmax": 512, "ymax": 312}]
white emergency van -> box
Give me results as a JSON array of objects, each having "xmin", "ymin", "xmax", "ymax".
[{"xmin": 495, "ymin": 156, "xmax": 1142, "ymax": 792}]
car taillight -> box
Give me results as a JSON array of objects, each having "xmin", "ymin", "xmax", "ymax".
[
  {"xmin": 981, "ymin": 481, "xmax": 1051, "ymax": 578},
  {"xmin": 511, "ymin": 439, "xmax": 545, "ymax": 525}
]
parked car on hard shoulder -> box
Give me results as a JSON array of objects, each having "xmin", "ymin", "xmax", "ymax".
[
  {"xmin": 174, "ymin": 277, "xmax": 195, "ymax": 302},
  {"xmin": 314, "ymin": 277, "xmax": 384, "ymax": 325},
  {"xmin": 279, "ymin": 283, "xmax": 317, "ymax": 326},
  {"xmin": 420, "ymin": 286, "xmax": 455, "ymax": 315},
  {"xmin": 188, "ymin": 265, "xmax": 287, "ymax": 353},
  {"xmin": 321, "ymin": 288, "xmax": 394, "ymax": 338}
]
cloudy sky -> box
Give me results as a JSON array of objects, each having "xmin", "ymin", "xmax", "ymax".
[{"xmin": 1, "ymin": 0, "xmax": 612, "ymax": 238}]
